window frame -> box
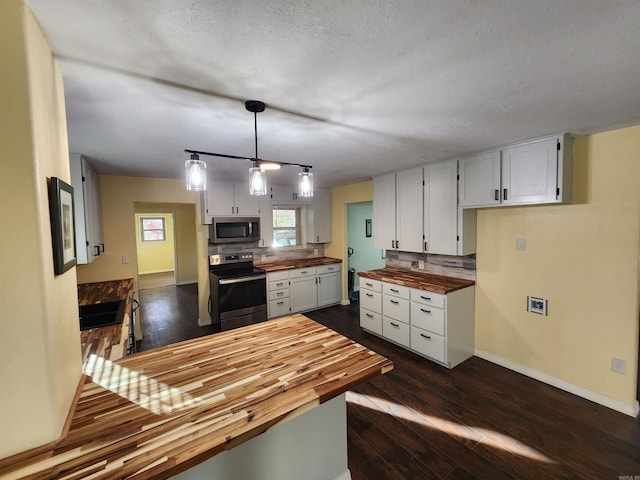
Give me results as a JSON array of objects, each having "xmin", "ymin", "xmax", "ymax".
[
  {"xmin": 272, "ymin": 206, "xmax": 302, "ymax": 247},
  {"xmin": 140, "ymin": 217, "xmax": 167, "ymax": 242}
]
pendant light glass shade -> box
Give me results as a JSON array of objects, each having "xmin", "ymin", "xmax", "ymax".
[
  {"xmin": 298, "ymin": 167, "xmax": 314, "ymax": 198},
  {"xmin": 249, "ymin": 165, "xmax": 267, "ymax": 196},
  {"xmin": 185, "ymin": 154, "xmax": 206, "ymax": 191}
]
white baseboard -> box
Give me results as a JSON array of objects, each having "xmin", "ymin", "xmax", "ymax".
[
  {"xmin": 474, "ymin": 349, "xmax": 639, "ymax": 418},
  {"xmin": 334, "ymin": 470, "xmax": 352, "ymax": 480},
  {"xmin": 340, "ymin": 299, "xmax": 351, "ymax": 306},
  {"xmin": 176, "ymin": 280, "xmax": 197, "ymax": 286},
  {"xmin": 139, "ymin": 269, "xmax": 174, "ymax": 275}
]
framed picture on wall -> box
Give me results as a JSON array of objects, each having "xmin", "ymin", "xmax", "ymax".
[{"xmin": 49, "ymin": 177, "xmax": 77, "ymax": 275}]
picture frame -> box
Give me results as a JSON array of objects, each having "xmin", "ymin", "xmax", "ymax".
[{"xmin": 49, "ymin": 177, "xmax": 77, "ymax": 275}]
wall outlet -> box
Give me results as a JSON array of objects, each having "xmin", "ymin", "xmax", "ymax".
[
  {"xmin": 122, "ymin": 255, "xmax": 129, "ymax": 264},
  {"xmin": 418, "ymin": 260, "xmax": 425, "ymax": 269},
  {"xmin": 516, "ymin": 238, "xmax": 526, "ymax": 250},
  {"xmin": 611, "ymin": 357, "xmax": 626, "ymax": 374},
  {"xmin": 313, "ymin": 249, "xmax": 318, "ymax": 256}
]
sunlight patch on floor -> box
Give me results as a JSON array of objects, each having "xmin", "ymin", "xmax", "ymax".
[{"xmin": 346, "ymin": 390, "xmax": 555, "ymax": 464}]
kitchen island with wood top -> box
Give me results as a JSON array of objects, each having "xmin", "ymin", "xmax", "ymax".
[{"xmin": 0, "ymin": 314, "xmax": 392, "ymax": 480}]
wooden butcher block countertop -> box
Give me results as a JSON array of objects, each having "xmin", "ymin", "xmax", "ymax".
[
  {"xmin": 78, "ymin": 278, "xmax": 134, "ymax": 363},
  {"xmin": 255, "ymin": 256, "xmax": 342, "ymax": 272},
  {"xmin": 358, "ymin": 267, "xmax": 475, "ymax": 294},
  {"xmin": 0, "ymin": 314, "xmax": 392, "ymax": 480}
]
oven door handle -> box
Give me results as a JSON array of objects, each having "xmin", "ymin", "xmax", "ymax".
[{"xmin": 218, "ymin": 274, "xmax": 267, "ymax": 285}]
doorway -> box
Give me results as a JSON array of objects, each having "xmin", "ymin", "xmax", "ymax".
[
  {"xmin": 346, "ymin": 202, "xmax": 385, "ymax": 300},
  {"xmin": 135, "ymin": 212, "xmax": 177, "ymax": 289}
]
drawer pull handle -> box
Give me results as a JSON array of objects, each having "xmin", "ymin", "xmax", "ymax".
[
  {"xmin": 327, "ymin": 267, "xmax": 334, "ymax": 270},
  {"xmin": 390, "ymin": 322, "xmax": 399, "ymax": 327},
  {"xmin": 420, "ymin": 308, "xmax": 431, "ymax": 314},
  {"xmin": 420, "ymin": 296, "xmax": 432, "ymax": 301},
  {"xmin": 301, "ymin": 270, "xmax": 308, "ymax": 274},
  {"xmin": 366, "ymin": 313, "xmax": 373, "ymax": 318},
  {"xmin": 390, "ymin": 300, "xmax": 399, "ymax": 305},
  {"xmin": 366, "ymin": 293, "xmax": 374, "ymax": 297},
  {"xmin": 277, "ymin": 292, "xmax": 284, "ymax": 296},
  {"xmin": 277, "ymin": 301, "xmax": 284, "ymax": 305},
  {"xmin": 390, "ymin": 288, "xmax": 399, "ymax": 293},
  {"xmin": 276, "ymin": 282, "xmax": 283, "ymax": 287},
  {"xmin": 420, "ymin": 333, "xmax": 431, "ymax": 340},
  {"xmin": 365, "ymin": 283, "xmax": 373, "ymax": 287}
]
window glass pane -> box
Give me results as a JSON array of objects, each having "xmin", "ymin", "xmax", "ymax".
[
  {"xmin": 142, "ymin": 218, "xmax": 164, "ymax": 230},
  {"xmin": 143, "ymin": 230, "xmax": 165, "ymax": 241},
  {"xmin": 272, "ymin": 208, "xmax": 299, "ymax": 246},
  {"xmin": 141, "ymin": 217, "xmax": 166, "ymax": 242}
]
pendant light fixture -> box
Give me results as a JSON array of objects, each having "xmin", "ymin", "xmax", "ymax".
[
  {"xmin": 185, "ymin": 153, "xmax": 206, "ymax": 191},
  {"xmin": 184, "ymin": 100, "xmax": 314, "ymax": 197}
]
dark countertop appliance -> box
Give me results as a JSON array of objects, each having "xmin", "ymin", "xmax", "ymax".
[{"xmin": 209, "ymin": 252, "xmax": 267, "ymax": 331}]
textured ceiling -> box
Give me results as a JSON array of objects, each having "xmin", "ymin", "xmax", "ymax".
[{"xmin": 26, "ymin": 0, "xmax": 640, "ymax": 188}]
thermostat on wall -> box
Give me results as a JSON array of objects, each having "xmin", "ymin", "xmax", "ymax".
[{"xmin": 527, "ymin": 296, "xmax": 548, "ymax": 316}]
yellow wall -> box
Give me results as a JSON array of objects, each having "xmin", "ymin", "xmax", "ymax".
[
  {"xmin": 326, "ymin": 181, "xmax": 374, "ymax": 302},
  {"xmin": 135, "ymin": 203, "xmax": 198, "ymax": 284},
  {"xmin": 476, "ymin": 126, "xmax": 640, "ymax": 411},
  {"xmin": 0, "ymin": 1, "xmax": 82, "ymax": 457},
  {"xmin": 76, "ymin": 176, "xmax": 210, "ymax": 327},
  {"xmin": 135, "ymin": 213, "xmax": 176, "ymax": 274}
]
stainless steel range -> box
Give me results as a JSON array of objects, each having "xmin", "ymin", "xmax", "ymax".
[{"xmin": 209, "ymin": 252, "xmax": 267, "ymax": 332}]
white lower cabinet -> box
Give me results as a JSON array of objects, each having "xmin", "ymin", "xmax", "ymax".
[
  {"xmin": 267, "ymin": 264, "xmax": 342, "ymax": 318},
  {"xmin": 360, "ymin": 278, "xmax": 475, "ymax": 368}
]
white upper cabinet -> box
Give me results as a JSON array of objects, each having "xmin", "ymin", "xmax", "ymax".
[
  {"xmin": 373, "ymin": 168, "xmax": 423, "ymax": 252},
  {"xmin": 459, "ymin": 134, "xmax": 573, "ymax": 208},
  {"xmin": 69, "ymin": 153, "xmax": 104, "ymax": 264},
  {"xmin": 258, "ymin": 194, "xmax": 273, "ymax": 248},
  {"xmin": 270, "ymin": 184, "xmax": 313, "ymax": 204},
  {"xmin": 201, "ymin": 180, "xmax": 260, "ymax": 223},
  {"xmin": 423, "ymin": 160, "xmax": 458, "ymax": 255},
  {"xmin": 306, "ymin": 187, "xmax": 331, "ymax": 243}
]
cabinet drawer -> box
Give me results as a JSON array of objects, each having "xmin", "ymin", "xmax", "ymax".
[
  {"xmin": 269, "ymin": 279, "xmax": 289, "ymax": 291},
  {"xmin": 360, "ymin": 278, "xmax": 382, "ymax": 292},
  {"xmin": 360, "ymin": 309, "xmax": 382, "ymax": 335},
  {"xmin": 382, "ymin": 295, "xmax": 410, "ymax": 323},
  {"xmin": 383, "ymin": 318, "xmax": 410, "ymax": 348},
  {"xmin": 410, "ymin": 302, "xmax": 445, "ymax": 336},
  {"xmin": 411, "ymin": 327, "xmax": 445, "ymax": 363},
  {"xmin": 289, "ymin": 267, "xmax": 317, "ymax": 279},
  {"xmin": 268, "ymin": 271, "xmax": 289, "ymax": 282},
  {"xmin": 410, "ymin": 289, "xmax": 446, "ymax": 309},
  {"xmin": 317, "ymin": 264, "xmax": 340, "ymax": 275},
  {"xmin": 383, "ymin": 283, "xmax": 410, "ymax": 299},
  {"xmin": 269, "ymin": 298, "xmax": 290, "ymax": 318},
  {"xmin": 360, "ymin": 289, "xmax": 382, "ymax": 314},
  {"xmin": 269, "ymin": 288, "xmax": 290, "ymax": 301}
]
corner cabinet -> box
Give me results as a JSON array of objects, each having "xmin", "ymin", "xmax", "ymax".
[
  {"xmin": 267, "ymin": 263, "xmax": 341, "ymax": 318},
  {"xmin": 306, "ymin": 188, "xmax": 331, "ymax": 243},
  {"xmin": 459, "ymin": 133, "xmax": 573, "ymax": 208},
  {"xmin": 69, "ymin": 153, "xmax": 104, "ymax": 264},
  {"xmin": 359, "ymin": 279, "xmax": 475, "ymax": 369}
]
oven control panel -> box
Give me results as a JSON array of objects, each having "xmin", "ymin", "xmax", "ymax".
[{"xmin": 209, "ymin": 252, "xmax": 254, "ymax": 265}]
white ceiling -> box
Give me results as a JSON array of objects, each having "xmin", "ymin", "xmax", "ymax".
[{"xmin": 26, "ymin": 0, "xmax": 640, "ymax": 188}]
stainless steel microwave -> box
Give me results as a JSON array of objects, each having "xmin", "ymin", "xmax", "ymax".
[{"xmin": 209, "ymin": 217, "xmax": 260, "ymax": 244}]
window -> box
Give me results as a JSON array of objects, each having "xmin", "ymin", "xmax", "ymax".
[
  {"xmin": 140, "ymin": 217, "xmax": 166, "ymax": 242},
  {"xmin": 272, "ymin": 208, "xmax": 301, "ymax": 246}
]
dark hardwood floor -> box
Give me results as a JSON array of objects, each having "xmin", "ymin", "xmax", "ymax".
[{"xmin": 137, "ymin": 286, "xmax": 640, "ymax": 479}]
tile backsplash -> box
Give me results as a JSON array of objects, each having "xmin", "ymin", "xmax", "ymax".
[
  {"xmin": 384, "ymin": 250, "xmax": 476, "ymax": 281},
  {"xmin": 208, "ymin": 242, "xmax": 325, "ymax": 262}
]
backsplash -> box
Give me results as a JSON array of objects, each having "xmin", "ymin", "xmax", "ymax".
[
  {"xmin": 385, "ymin": 250, "xmax": 476, "ymax": 281},
  {"xmin": 208, "ymin": 242, "xmax": 325, "ymax": 262}
]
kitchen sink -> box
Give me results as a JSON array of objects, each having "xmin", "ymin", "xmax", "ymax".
[{"xmin": 79, "ymin": 300, "xmax": 126, "ymax": 330}]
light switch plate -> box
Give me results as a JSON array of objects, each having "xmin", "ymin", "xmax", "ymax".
[
  {"xmin": 516, "ymin": 238, "xmax": 526, "ymax": 250},
  {"xmin": 527, "ymin": 296, "xmax": 547, "ymax": 315}
]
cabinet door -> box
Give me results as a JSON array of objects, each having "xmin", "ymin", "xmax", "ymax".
[
  {"xmin": 259, "ymin": 195, "xmax": 273, "ymax": 247},
  {"xmin": 307, "ymin": 188, "xmax": 331, "ymax": 243},
  {"xmin": 317, "ymin": 271, "xmax": 340, "ymax": 307},
  {"xmin": 458, "ymin": 151, "xmax": 501, "ymax": 207},
  {"xmin": 204, "ymin": 181, "xmax": 236, "ymax": 216},
  {"xmin": 424, "ymin": 160, "xmax": 457, "ymax": 255},
  {"xmin": 82, "ymin": 157, "xmax": 103, "ymax": 261},
  {"xmin": 290, "ymin": 276, "xmax": 318, "ymax": 313},
  {"xmin": 373, "ymin": 172, "xmax": 396, "ymax": 250},
  {"xmin": 234, "ymin": 181, "xmax": 260, "ymax": 215},
  {"xmin": 395, "ymin": 167, "xmax": 423, "ymax": 253},
  {"xmin": 501, "ymin": 137, "xmax": 558, "ymax": 205}
]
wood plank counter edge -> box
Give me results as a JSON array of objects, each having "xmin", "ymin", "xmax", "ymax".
[
  {"xmin": 0, "ymin": 314, "xmax": 392, "ymax": 480},
  {"xmin": 358, "ymin": 267, "xmax": 475, "ymax": 294}
]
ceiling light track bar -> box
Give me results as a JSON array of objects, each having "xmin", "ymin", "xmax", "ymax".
[{"xmin": 184, "ymin": 149, "xmax": 312, "ymax": 169}]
